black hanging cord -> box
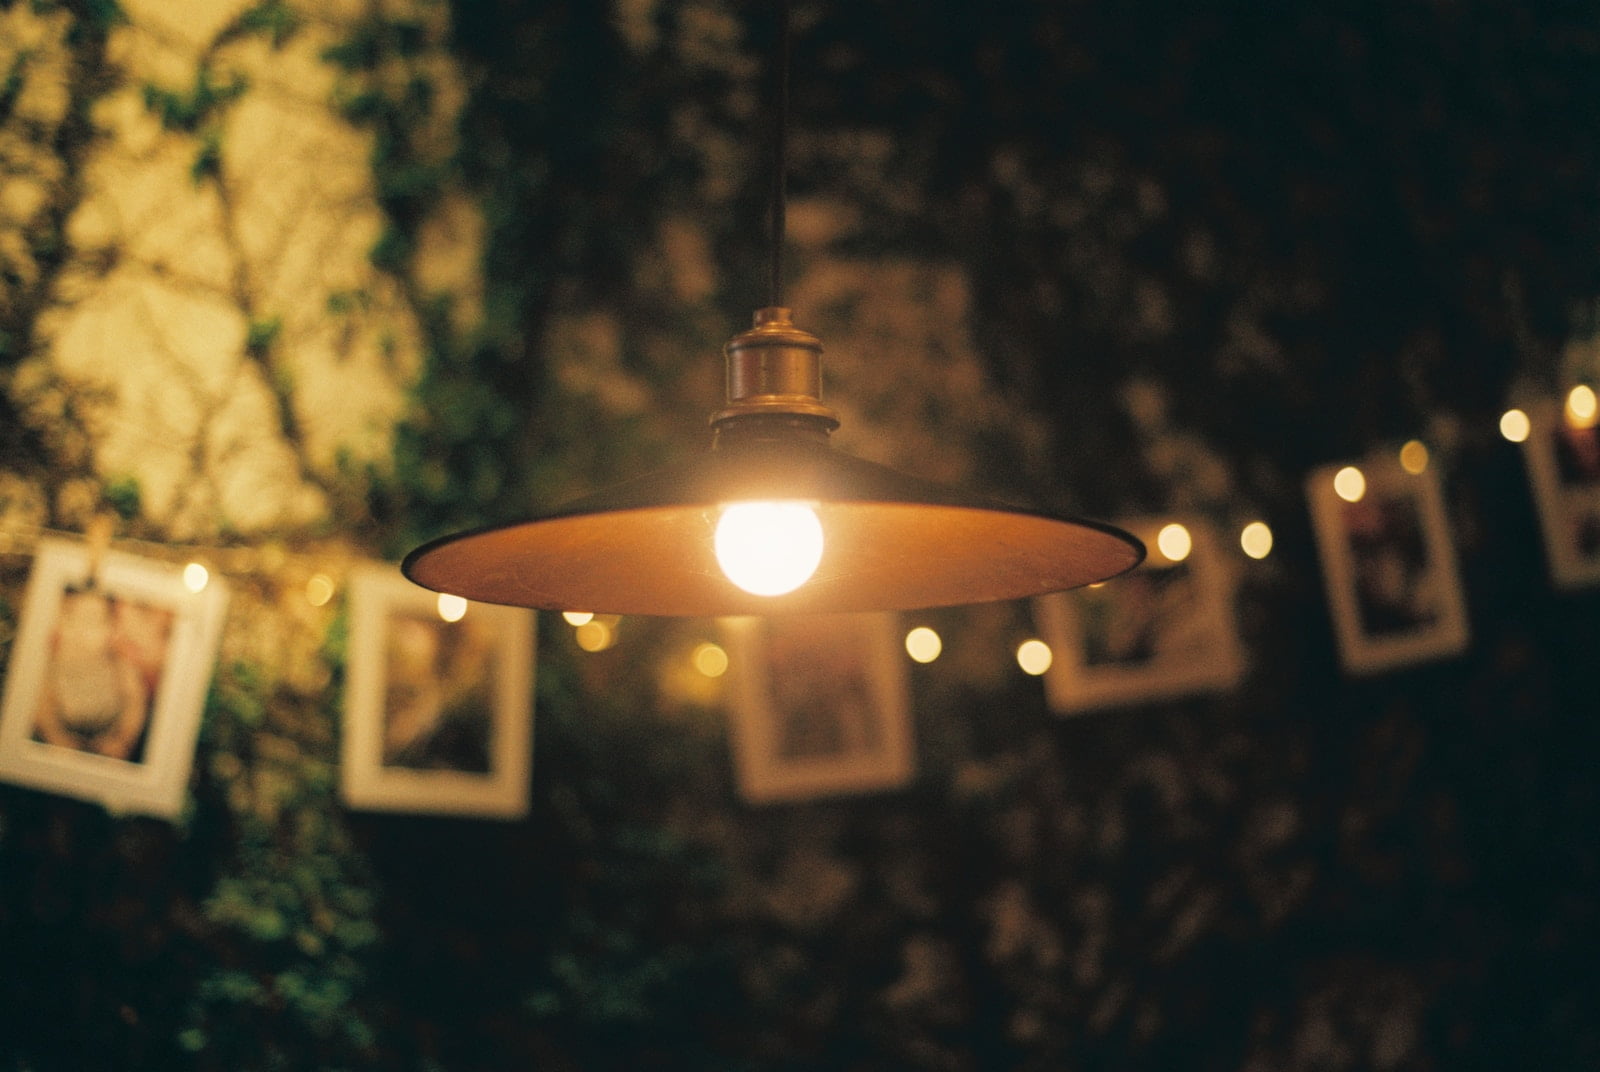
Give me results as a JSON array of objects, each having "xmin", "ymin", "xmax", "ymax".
[{"xmin": 768, "ymin": 0, "xmax": 791, "ymax": 308}]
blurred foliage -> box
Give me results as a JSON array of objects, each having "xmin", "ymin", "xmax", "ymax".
[{"xmin": 0, "ymin": 1, "xmax": 1597, "ymax": 1070}]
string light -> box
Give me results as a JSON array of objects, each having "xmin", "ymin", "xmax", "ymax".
[
  {"xmin": 1240, "ymin": 521, "xmax": 1274, "ymax": 560},
  {"xmin": 1155, "ymin": 523, "xmax": 1192, "ymax": 562},
  {"xmin": 305, "ymin": 573, "xmax": 335, "ymax": 607},
  {"xmin": 691, "ymin": 642, "xmax": 728, "ymax": 677},
  {"xmin": 182, "ymin": 562, "xmax": 210, "ymax": 592},
  {"xmin": 1566, "ymin": 385, "xmax": 1598, "ymax": 430},
  {"xmin": 1499, "ymin": 408, "xmax": 1532, "ymax": 443},
  {"xmin": 575, "ymin": 620, "xmax": 615, "ymax": 652},
  {"xmin": 1016, "ymin": 639, "xmax": 1052, "ymax": 676},
  {"xmin": 1333, "ymin": 466, "xmax": 1366, "ymax": 503},
  {"xmin": 1398, "ymin": 439, "xmax": 1429, "ymax": 474},
  {"xmin": 904, "ymin": 626, "xmax": 942, "ymax": 664},
  {"xmin": 436, "ymin": 593, "xmax": 468, "ymax": 622},
  {"xmin": 561, "ymin": 611, "xmax": 595, "ymax": 626}
]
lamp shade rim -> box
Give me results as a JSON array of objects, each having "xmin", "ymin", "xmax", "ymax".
[{"xmin": 402, "ymin": 441, "xmax": 1145, "ymax": 616}]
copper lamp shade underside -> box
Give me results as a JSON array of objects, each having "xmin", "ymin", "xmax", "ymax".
[{"xmin": 403, "ymin": 436, "xmax": 1144, "ymax": 617}]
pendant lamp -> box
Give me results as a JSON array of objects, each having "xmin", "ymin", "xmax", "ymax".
[{"xmin": 402, "ymin": 7, "xmax": 1143, "ymax": 616}]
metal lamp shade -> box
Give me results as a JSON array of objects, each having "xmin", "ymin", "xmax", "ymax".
[{"xmin": 402, "ymin": 435, "xmax": 1144, "ymax": 616}]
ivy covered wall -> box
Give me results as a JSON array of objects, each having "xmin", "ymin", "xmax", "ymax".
[{"xmin": 1, "ymin": 0, "xmax": 1597, "ymax": 1069}]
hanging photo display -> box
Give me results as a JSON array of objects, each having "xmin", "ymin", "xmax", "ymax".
[
  {"xmin": 1519, "ymin": 395, "xmax": 1600, "ymax": 590},
  {"xmin": 1034, "ymin": 517, "xmax": 1244, "ymax": 713},
  {"xmin": 340, "ymin": 564, "xmax": 534, "ymax": 819},
  {"xmin": 1306, "ymin": 459, "xmax": 1470, "ymax": 675},
  {"xmin": 0, "ymin": 539, "xmax": 229, "ymax": 818},
  {"xmin": 720, "ymin": 612, "xmax": 914, "ymax": 804}
]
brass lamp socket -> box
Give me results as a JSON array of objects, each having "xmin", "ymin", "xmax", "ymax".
[{"xmin": 710, "ymin": 307, "xmax": 840, "ymax": 432}]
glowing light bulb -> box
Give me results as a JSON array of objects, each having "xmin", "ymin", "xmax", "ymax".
[
  {"xmin": 1240, "ymin": 521, "xmax": 1273, "ymax": 560},
  {"xmin": 714, "ymin": 501, "xmax": 824, "ymax": 597},
  {"xmin": 1499, "ymin": 408, "xmax": 1531, "ymax": 443},
  {"xmin": 562, "ymin": 611, "xmax": 594, "ymax": 626},
  {"xmin": 436, "ymin": 593, "xmax": 467, "ymax": 622},
  {"xmin": 1399, "ymin": 439, "xmax": 1429, "ymax": 474},
  {"xmin": 1333, "ymin": 466, "xmax": 1366, "ymax": 503},
  {"xmin": 1566, "ymin": 385, "xmax": 1598, "ymax": 429},
  {"xmin": 1155, "ymin": 523, "xmax": 1192, "ymax": 562},
  {"xmin": 692, "ymin": 642, "xmax": 728, "ymax": 678},
  {"xmin": 182, "ymin": 563, "xmax": 209, "ymax": 592},
  {"xmin": 1017, "ymin": 639, "xmax": 1053, "ymax": 676},
  {"xmin": 905, "ymin": 627, "xmax": 942, "ymax": 664}
]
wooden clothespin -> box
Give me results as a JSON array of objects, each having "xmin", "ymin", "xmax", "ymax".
[{"xmin": 83, "ymin": 514, "xmax": 115, "ymax": 589}]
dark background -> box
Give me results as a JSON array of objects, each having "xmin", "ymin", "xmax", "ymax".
[{"xmin": 1, "ymin": 0, "xmax": 1597, "ymax": 1068}]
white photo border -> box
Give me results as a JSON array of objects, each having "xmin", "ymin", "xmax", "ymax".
[
  {"xmin": 1519, "ymin": 397, "xmax": 1600, "ymax": 590},
  {"xmin": 720, "ymin": 612, "xmax": 914, "ymax": 804},
  {"xmin": 1306, "ymin": 458, "xmax": 1469, "ymax": 675},
  {"xmin": 340, "ymin": 564, "xmax": 534, "ymax": 819},
  {"xmin": 0, "ymin": 538, "xmax": 229, "ymax": 818},
  {"xmin": 1035, "ymin": 516, "xmax": 1244, "ymax": 713}
]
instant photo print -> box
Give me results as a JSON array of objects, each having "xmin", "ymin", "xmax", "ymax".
[
  {"xmin": 720, "ymin": 612, "xmax": 914, "ymax": 804},
  {"xmin": 341, "ymin": 564, "xmax": 534, "ymax": 818},
  {"xmin": 1306, "ymin": 459, "xmax": 1469, "ymax": 674},
  {"xmin": 1034, "ymin": 518, "xmax": 1244, "ymax": 712},
  {"xmin": 0, "ymin": 539, "xmax": 229, "ymax": 818}
]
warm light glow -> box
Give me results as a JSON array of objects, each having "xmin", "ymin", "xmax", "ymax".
[
  {"xmin": 1155, "ymin": 523, "xmax": 1192, "ymax": 562},
  {"xmin": 1398, "ymin": 439, "xmax": 1429, "ymax": 474},
  {"xmin": 436, "ymin": 593, "xmax": 468, "ymax": 622},
  {"xmin": 714, "ymin": 501, "xmax": 824, "ymax": 596},
  {"xmin": 575, "ymin": 620, "xmax": 615, "ymax": 652},
  {"xmin": 905, "ymin": 626, "xmax": 942, "ymax": 664},
  {"xmin": 1566, "ymin": 385, "xmax": 1599, "ymax": 429},
  {"xmin": 1016, "ymin": 639, "xmax": 1053, "ymax": 676},
  {"xmin": 305, "ymin": 574, "xmax": 335, "ymax": 607},
  {"xmin": 1499, "ymin": 408, "xmax": 1531, "ymax": 443},
  {"xmin": 692, "ymin": 642, "xmax": 728, "ymax": 677},
  {"xmin": 561, "ymin": 611, "xmax": 594, "ymax": 626},
  {"xmin": 1333, "ymin": 466, "xmax": 1366, "ymax": 503},
  {"xmin": 1240, "ymin": 521, "xmax": 1274, "ymax": 560},
  {"xmin": 182, "ymin": 562, "xmax": 209, "ymax": 592}
]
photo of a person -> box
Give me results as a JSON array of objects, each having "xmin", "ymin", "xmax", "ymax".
[
  {"xmin": 1341, "ymin": 497, "xmax": 1443, "ymax": 637},
  {"xmin": 721, "ymin": 612, "xmax": 914, "ymax": 804},
  {"xmin": 381, "ymin": 613, "xmax": 493, "ymax": 773},
  {"xmin": 31, "ymin": 584, "xmax": 173, "ymax": 762},
  {"xmin": 0, "ymin": 539, "xmax": 229, "ymax": 818}
]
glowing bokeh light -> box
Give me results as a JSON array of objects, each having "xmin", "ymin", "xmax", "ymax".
[
  {"xmin": 305, "ymin": 574, "xmax": 335, "ymax": 607},
  {"xmin": 1398, "ymin": 439, "xmax": 1429, "ymax": 475},
  {"xmin": 1333, "ymin": 466, "xmax": 1366, "ymax": 503},
  {"xmin": 1499, "ymin": 408, "xmax": 1531, "ymax": 443},
  {"xmin": 182, "ymin": 563, "xmax": 209, "ymax": 593},
  {"xmin": 436, "ymin": 593, "xmax": 468, "ymax": 622},
  {"xmin": 561, "ymin": 611, "xmax": 595, "ymax": 626},
  {"xmin": 1240, "ymin": 521, "xmax": 1274, "ymax": 560},
  {"xmin": 1016, "ymin": 639, "xmax": 1053, "ymax": 676},
  {"xmin": 575, "ymin": 620, "xmax": 614, "ymax": 652},
  {"xmin": 1566, "ymin": 385, "xmax": 1598, "ymax": 429},
  {"xmin": 692, "ymin": 642, "xmax": 729, "ymax": 677},
  {"xmin": 714, "ymin": 502, "xmax": 825, "ymax": 596},
  {"xmin": 904, "ymin": 626, "xmax": 942, "ymax": 664},
  {"xmin": 1155, "ymin": 523, "xmax": 1193, "ymax": 562}
]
